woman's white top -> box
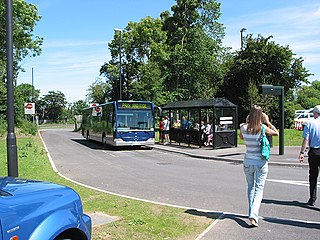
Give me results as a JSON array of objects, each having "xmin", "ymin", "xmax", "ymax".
[{"xmin": 240, "ymin": 123, "xmax": 264, "ymax": 164}]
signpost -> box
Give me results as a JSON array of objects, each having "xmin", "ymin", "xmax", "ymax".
[
  {"xmin": 91, "ymin": 103, "xmax": 102, "ymax": 116},
  {"xmin": 24, "ymin": 102, "xmax": 35, "ymax": 115},
  {"xmin": 259, "ymin": 84, "xmax": 285, "ymax": 155}
]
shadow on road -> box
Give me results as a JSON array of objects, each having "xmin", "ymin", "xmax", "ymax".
[
  {"xmin": 71, "ymin": 138, "xmax": 153, "ymax": 151},
  {"xmin": 185, "ymin": 206, "xmax": 320, "ymax": 230},
  {"xmin": 262, "ymin": 199, "xmax": 320, "ymax": 212},
  {"xmin": 185, "ymin": 209, "xmax": 252, "ymax": 228}
]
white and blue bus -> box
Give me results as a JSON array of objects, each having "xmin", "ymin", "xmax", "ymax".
[{"xmin": 82, "ymin": 100, "xmax": 156, "ymax": 147}]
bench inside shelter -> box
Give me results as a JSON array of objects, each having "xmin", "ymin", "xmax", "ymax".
[{"xmin": 162, "ymin": 98, "xmax": 238, "ymax": 149}]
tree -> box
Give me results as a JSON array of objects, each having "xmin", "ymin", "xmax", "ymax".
[
  {"xmin": 70, "ymin": 100, "xmax": 88, "ymax": 115},
  {"xmin": 86, "ymin": 77, "xmax": 111, "ymax": 104},
  {"xmin": 37, "ymin": 91, "xmax": 67, "ymax": 122},
  {"xmin": 296, "ymin": 81, "xmax": 320, "ymax": 109},
  {"xmin": 0, "ymin": 0, "xmax": 43, "ymax": 80},
  {"xmin": 220, "ymin": 35, "xmax": 311, "ymax": 126},
  {"xmin": 0, "ymin": 0, "xmax": 43, "ymax": 120},
  {"xmin": 161, "ymin": 0, "xmax": 227, "ymax": 101},
  {"xmin": 14, "ymin": 83, "xmax": 39, "ymax": 121},
  {"xmin": 100, "ymin": 16, "xmax": 168, "ymax": 103}
]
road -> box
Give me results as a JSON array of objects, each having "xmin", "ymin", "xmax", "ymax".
[{"xmin": 40, "ymin": 128, "xmax": 320, "ymax": 239}]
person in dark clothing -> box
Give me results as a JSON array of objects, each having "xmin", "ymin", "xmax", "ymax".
[{"xmin": 299, "ymin": 105, "xmax": 320, "ymax": 206}]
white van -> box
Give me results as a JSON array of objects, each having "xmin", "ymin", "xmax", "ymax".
[{"xmin": 294, "ymin": 108, "xmax": 314, "ymax": 130}]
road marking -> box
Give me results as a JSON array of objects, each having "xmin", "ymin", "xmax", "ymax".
[
  {"xmin": 102, "ymin": 151, "xmax": 117, "ymax": 157},
  {"xmin": 267, "ymin": 179, "xmax": 320, "ymax": 187}
]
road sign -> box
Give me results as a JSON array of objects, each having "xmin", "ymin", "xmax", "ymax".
[
  {"xmin": 91, "ymin": 103, "xmax": 102, "ymax": 116},
  {"xmin": 24, "ymin": 102, "xmax": 35, "ymax": 115}
]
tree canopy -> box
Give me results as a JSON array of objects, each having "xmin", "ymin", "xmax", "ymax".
[
  {"xmin": 99, "ymin": 0, "xmax": 227, "ymax": 106},
  {"xmin": 220, "ymin": 34, "xmax": 311, "ymax": 124},
  {"xmin": 0, "ymin": 0, "xmax": 43, "ymax": 121}
]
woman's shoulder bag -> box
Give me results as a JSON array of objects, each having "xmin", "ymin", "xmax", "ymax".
[{"xmin": 261, "ymin": 124, "xmax": 270, "ymax": 161}]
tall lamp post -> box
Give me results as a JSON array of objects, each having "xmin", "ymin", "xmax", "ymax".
[
  {"xmin": 6, "ymin": 0, "xmax": 18, "ymax": 177},
  {"xmin": 114, "ymin": 28, "xmax": 122, "ymax": 100},
  {"xmin": 31, "ymin": 66, "xmax": 36, "ymax": 102},
  {"xmin": 31, "ymin": 66, "xmax": 36, "ymax": 123},
  {"xmin": 240, "ymin": 28, "xmax": 246, "ymax": 49}
]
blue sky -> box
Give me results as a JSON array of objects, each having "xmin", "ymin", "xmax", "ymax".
[{"xmin": 17, "ymin": 0, "xmax": 320, "ymax": 103}]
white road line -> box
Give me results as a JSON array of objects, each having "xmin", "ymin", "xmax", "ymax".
[{"xmin": 267, "ymin": 179, "xmax": 320, "ymax": 187}]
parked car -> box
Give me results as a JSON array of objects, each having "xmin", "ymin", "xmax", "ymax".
[{"xmin": 0, "ymin": 177, "xmax": 91, "ymax": 240}]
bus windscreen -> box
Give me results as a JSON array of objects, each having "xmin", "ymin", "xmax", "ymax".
[{"xmin": 117, "ymin": 110, "xmax": 153, "ymax": 131}]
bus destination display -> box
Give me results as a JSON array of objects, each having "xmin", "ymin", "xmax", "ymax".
[{"xmin": 118, "ymin": 102, "xmax": 151, "ymax": 110}]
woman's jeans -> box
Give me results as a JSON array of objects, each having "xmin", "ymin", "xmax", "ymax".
[{"xmin": 243, "ymin": 161, "xmax": 268, "ymax": 222}]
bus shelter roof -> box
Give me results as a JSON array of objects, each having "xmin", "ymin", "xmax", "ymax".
[{"xmin": 162, "ymin": 98, "xmax": 236, "ymax": 110}]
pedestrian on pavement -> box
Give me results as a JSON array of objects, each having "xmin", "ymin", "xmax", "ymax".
[
  {"xmin": 298, "ymin": 105, "xmax": 320, "ymax": 206},
  {"xmin": 163, "ymin": 116, "xmax": 170, "ymax": 145},
  {"xmin": 240, "ymin": 105, "xmax": 279, "ymax": 227},
  {"xmin": 159, "ymin": 117, "xmax": 165, "ymax": 143}
]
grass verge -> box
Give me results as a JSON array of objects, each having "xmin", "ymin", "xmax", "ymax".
[{"xmin": 0, "ymin": 135, "xmax": 214, "ymax": 240}]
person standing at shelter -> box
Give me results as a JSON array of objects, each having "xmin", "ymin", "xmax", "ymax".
[
  {"xmin": 163, "ymin": 116, "xmax": 170, "ymax": 145},
  {"xmin": 299, "ymin": 105, "xmax": 320, "ymax": 206},
  {"xmin": 240, "ymin": 105, "xmax": 279, "ymax": 227},
  {"xmin": 159, "ymin": 117, "xmax": 165, "ymax": 143}
]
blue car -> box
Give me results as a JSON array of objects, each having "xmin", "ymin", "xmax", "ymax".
[{"xmin": 0, "ymin": 177, "xmax": 91, "ymax": 240}]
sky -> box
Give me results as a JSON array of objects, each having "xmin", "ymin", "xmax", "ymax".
[{"xmin": 17, "ymin": 0, "xmax": 320, "ymax": 103}]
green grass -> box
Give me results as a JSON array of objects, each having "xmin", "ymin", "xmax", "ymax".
[{"xmin": 0, "ymin": 136, "xmax": 213, "ymax": 240}]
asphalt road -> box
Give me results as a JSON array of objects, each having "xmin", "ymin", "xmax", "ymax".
[{"xmin": 40, "ymin": 128, "xmax": 320, "ymax": 239}]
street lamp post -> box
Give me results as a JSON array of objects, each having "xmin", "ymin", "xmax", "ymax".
[
  {"xmin": 115, "ymin": 28, "xmax": 122, "ymax": 100},
  {"xmin": 240, "ymin": 28, "xmax": 247, "ymax": 49},
  {"xmin": 31, "ymin": 66, "xmax": 36, "ymax": 123},
  {"xmin": 31, "ymin": 66, "xmax": 37, "ymax": 102},
  {"xmin": 5, "ymin": 0, "xmax": 18, "ymax": 177}
]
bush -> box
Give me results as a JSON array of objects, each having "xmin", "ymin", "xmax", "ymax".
[
  {"xmin": 17, "ymin": 119, "xmax": 38, "ymax": 135},
  {"xmin": 0, "ymin": 119, "xmax": 7, "ymax": 137}
]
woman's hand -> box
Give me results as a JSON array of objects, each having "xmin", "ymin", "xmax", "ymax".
[{"xmin": 262, "ymin": 112, "xmax": 269, "ymax": 124}]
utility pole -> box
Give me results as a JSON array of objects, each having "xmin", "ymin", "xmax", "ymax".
[
  {"xmin": 6, "ymin": 0, "xmax": 18, "ymax": 177},
  {"xmin": 115, "ymin": 28, "xmax": 123, "ymax": 100}
]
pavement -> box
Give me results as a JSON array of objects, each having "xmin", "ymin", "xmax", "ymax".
[
  {"xmin": 153, "ymin": 142, "xmax": 308, "ymax": 168},
  {"xmin": 152, "ymin": 143, "xmax": 320, "ymax": 240}
]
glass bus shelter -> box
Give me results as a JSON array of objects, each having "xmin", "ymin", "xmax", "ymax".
[{"xmin": 162, "ymin": 98, "xmax": 238, "ymax": 149}]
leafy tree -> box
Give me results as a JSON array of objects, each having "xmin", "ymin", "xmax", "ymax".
[
  {"xmin": 37, "ymin": 91, "xmax": 67, "ymax": 122},
  {"xmin": 220, "ymin": 35, "xmax": 311, "ymax": 126},
  {"xmin": 0, "ymin": 0, "xmax": 43, "ymax": 80},
  {"xmin": 86, "ymin": 77, "xmax": 111, "ymax": 104},
  {"xmin": 100, "ymin": 16, "xmax": 168, "ymax": 103},
  {"xmin": 14, "ymin": 83, "xmax": 39, "ymax": 121},
  {"xmin": 0, "ymin": 0, "xmax": 43, "ymax": 120},
  {"xmin": 296, "ymin": 81, "xmax": 320, "ymax": 109},
  {"xmin": 70, "ymin": 100, "xmax": 88, "ymax": 115},
  {"xmin": 161, "ymin": 0, "xmax": 227, "ymax": 101}
]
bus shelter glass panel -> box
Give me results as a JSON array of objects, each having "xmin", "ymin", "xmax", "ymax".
[
  {"xmin": 180, "ymin": 110, "xmax": 190, "ymax": 129},
  {"xmin": 189, "ymin": 109, "xmax": 199, "ymax": 130},
  {"xmin": 215, "ymin": 107, "xmax": 236, "ymax": 131}
]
